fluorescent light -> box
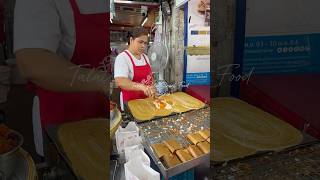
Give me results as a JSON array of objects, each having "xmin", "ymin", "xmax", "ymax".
[{"xmin": 141, "ymin": 17, "xmax": 148, "ymax": 26}]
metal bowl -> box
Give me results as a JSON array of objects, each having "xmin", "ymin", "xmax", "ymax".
[{"xmin": 0, "ymin": 130, "xmax": 24, "ymax": 178}]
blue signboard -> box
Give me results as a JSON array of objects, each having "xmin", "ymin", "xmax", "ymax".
[
  {"xmin": 184, "ymin": 0, "xmax": 211, "ymax": 85},
  {"xmin": 243, "ymin": 33, "xmax": 320, "ymax": 74}
]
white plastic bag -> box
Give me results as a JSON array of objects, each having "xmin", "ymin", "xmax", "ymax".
[
  {"xmin": 125, "ymin": 146, "xmax": 150, "ymax": 166},
  {"xmin": 122, "ymin": 121, "xmax": 139, "ymax": 132},
  {"xmin": 115, "ymin": 122, "xmax": 140, "ymax": 153},
  {"xmin": 124, "ymin": 157, "xmax": 160, "ymax": 180},
  {"xmin": 124, "ymin": 145, "xmax": 143, "ymax": 161},
  {"xmin": 124, "ymin": 135, "xmax": 142, "ymax": 148}
]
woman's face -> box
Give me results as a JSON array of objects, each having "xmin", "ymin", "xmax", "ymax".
[{"xmin": 130, "ymin": 35, "xmax": 148, "ymax": 55}]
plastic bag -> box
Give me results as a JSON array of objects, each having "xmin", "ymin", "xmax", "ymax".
[
  {"xmin": 125, "ymin": 146, "xmax": 150, "ymax": 166},
  {"xmin": 115, "ymin": 122, "xmax": 140, "ymax": 153},
  {"xmin": 124, "ymin": 157, "xmax": 160, "ymax": 180}
]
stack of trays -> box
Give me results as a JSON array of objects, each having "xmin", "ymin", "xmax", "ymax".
[{"xmin": 138, "ymin": 107, "xmax": 210, "ymax": 178}]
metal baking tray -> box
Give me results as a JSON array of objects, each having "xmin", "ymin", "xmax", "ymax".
[{"xmin": 137, "ymin": 107, "xmax": 210, "ymax": 178}]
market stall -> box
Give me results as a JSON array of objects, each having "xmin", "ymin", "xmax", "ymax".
[
  {"xmin": 212, "ymin": 0, "xmax": 320, "ymax": 178},
  {"xmin": 109, "ymin": 0, "xmax": 210, "ymax": 179}
]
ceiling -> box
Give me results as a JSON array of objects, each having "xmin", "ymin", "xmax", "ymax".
[{"xmin": 111, "ymin": 1, "xmax": 160, "ymax": 31}]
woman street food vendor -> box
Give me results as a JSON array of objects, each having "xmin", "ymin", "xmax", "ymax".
[
  {"xmin": 114, "ymin": 27, "xmax": 156, "ymax": 110},
  {"xmin": 14, "ymin": 0, "xmax": 108, "ymax": 157}
]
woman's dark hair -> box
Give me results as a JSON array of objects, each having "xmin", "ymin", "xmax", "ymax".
[{"xmin": 127, "ymin": 27, "xmax": 149, "ymax": 45}]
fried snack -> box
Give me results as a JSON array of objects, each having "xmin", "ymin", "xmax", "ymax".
[
  {"xmin": 207, "ymin": 137, "xmax": 210, "ymax": 143},
  {"xmin": 212, "ymin": 131, "xmax": 256, "ymax": 162},
  {"xmin": 187, "ymin": 133, "xmax": 205, "ymax": 145},
  {"xmin": 198, "ymin": 129, "xmax": 210, "ymax": 140},
  {"xmin": 197, "ymin": 141, "xmax": 210, "ymax": 154},
  {"xmin": 128, "ymin": 99, "xmax": 156, "ymax": 121},
  {"xmin": 152, "ymin": 98, "xmax": 173, "ymax": 117},
  {"xmin": 128, "ymin": 92, "xmax": 205, "ymax": 120},
  {"xmin": 153, "ymin": 99, "xmax": 172, "ymax": 110},
  {"xmin": 176, "ymin": 149, "xmax": 193, "ymax": 162},
  {"xmin": 161, "ymin": 153, "xmax": 181, "ymax": 168},
  {"xmin": 58, "ymin": 119, "xmax": 108, "ymax": 180},
  {"xmin": 169, "ymin": 92, "xmax": 205, "ymax": 110},
  {"xmin": 0, "ymin": 124, "xmax": 10, "ymax": 138},
  {"xmin": 151, "ymin": 143, "xmax": 171, "ymax": 158},
  {"xmin": 0, "ymin": 124, "xmax": 18, "ymax": 154},
  {"xmin": 213, "ymin": 97, "xmax": 303, "ymax": 151},
  {"xmin": 163, "ymin": 139, "xmax": 183, "ymax": 153},
  {"xmin": 187, "ymin": 145, "xmax": 203, "ymax": 158}
]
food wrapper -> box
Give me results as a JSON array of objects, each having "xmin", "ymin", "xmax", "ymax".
[
  {"xmin": 197, "ymin": 141, "xmax": 210, "ymax": 154},
  {"xmin": 151, "ymin": 143, "xmax": 171, "ymax": 158},
  {"xmin": 125, "ymin": 146, "xmax": 150, "ymax": 166},
  {"xmin": 163, "ymin": 139, "xmax": 182, "ymax": 153},
  {"xmin": 176, "ymin": 149, "xmax": 193, "ymax": 162},
  {"xmin": 116, "ymin": 122, "xmax": 140, "ymax": 153},
  {"xmin": 187, "ymin": 133, "xmax": 205, "ymax": 145},
  {"xmin": 198, "ymin": 129, "xmax": 210, "ymax": 140},
  {"xmin": 161, "ymin": 153, "xmax": 181, "ymax": 168},
  {"xmin": 187, "ymin": 145, "xmax": 203, "ymax": 158}
]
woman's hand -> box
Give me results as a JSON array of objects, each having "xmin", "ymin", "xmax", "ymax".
[
  {"xmin": 114, "ymin": 77, "xmax": 157, "ymax": 98},
  {"xmin": 141, "ymin": 85, "xmax": 157, "ymax": 98}
]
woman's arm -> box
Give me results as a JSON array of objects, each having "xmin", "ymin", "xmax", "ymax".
[
  {"xmin": 16, "ymin": 48, "xmax": 109, "ymax": 94},
  {"xmin": 114, "ymin": 77, "xmax": 156, "ymax": 97}
]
